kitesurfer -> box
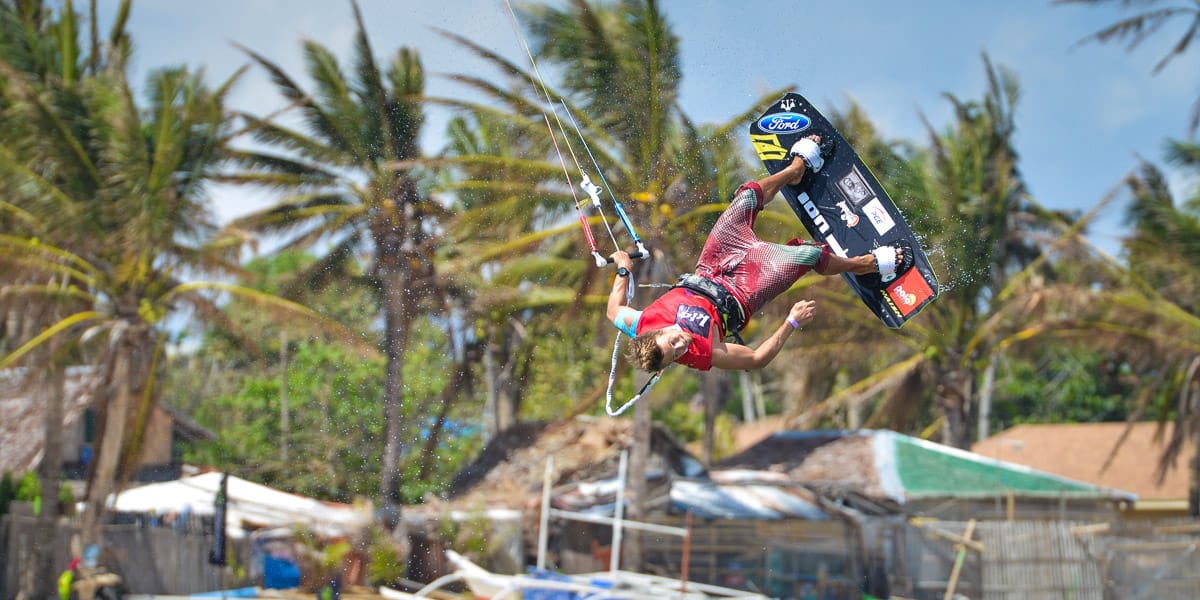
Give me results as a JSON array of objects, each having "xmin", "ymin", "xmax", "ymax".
[{"xmin": 608, "ymin": 135, "xmax": 909, "ymax": 373}]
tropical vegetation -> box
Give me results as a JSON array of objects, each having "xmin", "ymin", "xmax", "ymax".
[{"xmin": 0, "ymin": 0, "xmax": 1198, "ymax": 591}]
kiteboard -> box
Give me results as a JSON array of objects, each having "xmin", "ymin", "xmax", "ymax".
[{"xmin": 750, "ymin": 92, "xmax": 939, "ymax": 328}]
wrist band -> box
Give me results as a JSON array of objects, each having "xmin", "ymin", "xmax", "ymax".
[{"xmin": 787, "ymin": 317, "xmax": 800, "ymax": 330}]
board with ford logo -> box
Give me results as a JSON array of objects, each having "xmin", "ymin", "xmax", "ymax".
[{"xmin": 750, "ymin": 92, "xmax": 939, "ymax": 328}]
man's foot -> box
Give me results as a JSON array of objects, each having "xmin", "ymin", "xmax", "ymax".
[{"xmin": 856, "ymin": 242, "xmax": 914, "ymax": 289}]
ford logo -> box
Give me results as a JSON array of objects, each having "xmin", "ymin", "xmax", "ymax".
[{"xmin": 757, "ymin": 112, "xmax": 811, "ymax": 133}]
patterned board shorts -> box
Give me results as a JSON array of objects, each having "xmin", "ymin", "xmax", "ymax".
[{"xmin": 694, "ymin": 182, "xmax": 829, "ymax": 316}]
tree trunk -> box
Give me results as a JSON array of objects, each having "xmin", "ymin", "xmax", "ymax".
[
  {"xmin": 1185, "ymin": 357, "xmax": 1200, "ymax": 518},
  {"xmin": 739, "ymin": 371, "xmax": 756, "ymax": 423},
  {"xmin": 977, "ymin": 358, "xmax": 997, "ymax": 442},
  {"xmin": 379, "ymin": 272, "xmax": 416, "ymax": 513},
  {"xmin": 937, "ymin": 369, "xmax": 973, "ymax": 449},
  {"xmin": 700, "ymin": 371, "xmax": 726, "ymax": 465},
  {"xmin": 376, "ymin": 183, "xmax": 433, "ymax": 523},
  {"xmin": 32, "ymin": 364, "xmax": 65, "ymax": 600},
  {"xmin": 625, "ymin": 391, "xmax": 651, "ymax": 570},
  {"xmin": 82, "ymin": 334, "xmax": 139, "ymax": 550}
]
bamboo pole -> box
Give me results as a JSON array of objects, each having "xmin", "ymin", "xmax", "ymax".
[{"xmin": 943, "ymin": 519, "xmax": 977, "ymax": 600}]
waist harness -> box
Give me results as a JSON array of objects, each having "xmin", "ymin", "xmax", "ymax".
[{"xmin": 673, "ymin": 273, "xmax": 747, "ymax": 343}]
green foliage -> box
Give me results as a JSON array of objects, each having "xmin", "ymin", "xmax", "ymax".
[
  {"xmin": 182, "ymin": 340, "xmax": 387, "ymax": 501},
  {"xmin": 655, "ymin": 400, "xmax": 737, "ymax": 459},
  {"xmin": 15, "ymin": 471, "xmax": 39, "ymax": 501},
  {"xmin": 520, "ymin": 320, "xmax": 618, "ymax": 421},
  {"xmin": 991, "ymin": 351, "xmax": 1132, "ymax": 430},
  {"xmin": 366, "ymin": 526, "xmax": 406, "ymax": 587},
  {"xmin": 435, "ymin": 505, "xmax": 494, "ymax": 564},
  {"xmin": 182, "ymin": 315, "xmax": 485, "ymax": 505}
]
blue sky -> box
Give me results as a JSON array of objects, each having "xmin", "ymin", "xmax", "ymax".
[{"xmin": 118, "ymin": 1, "xmax": 1199, "ymax": 251}]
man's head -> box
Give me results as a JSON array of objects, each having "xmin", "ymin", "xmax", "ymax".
[{"xmin": 626, "ymin": 325, "xmax": 691, "ymax": 372}]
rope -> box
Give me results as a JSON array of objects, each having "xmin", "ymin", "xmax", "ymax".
[{"xmin": 503, "ymin": 0, "xmax": 657, "ymax": 414}]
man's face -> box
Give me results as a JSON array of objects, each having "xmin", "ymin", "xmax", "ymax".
[{"xmin": 655, "ymin": 324, "xmax": 691, "ymax": 365}]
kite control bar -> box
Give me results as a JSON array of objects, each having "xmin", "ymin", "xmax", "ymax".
[
  {"xmin": 579, "ymin": 174, "xmax": 649, "ymax": 267},
  {"xmin": 603, "ymin": 252, "xmax": 646, "ymax": 265}
]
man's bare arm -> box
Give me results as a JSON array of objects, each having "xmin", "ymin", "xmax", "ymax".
[
  {"xmin": 605, "ymin": 251, "xmax": 634, "ymax": 322},
  {"xmin": 710, "ymin": 300, "xmax": 815, "ymax": 370},
  {"xmin": 756, "ymin": 155, "xmax": 807, "ymax": 202}
]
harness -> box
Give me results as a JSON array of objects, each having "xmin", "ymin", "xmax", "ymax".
[{"xmin": 673, "ymin": 273, "xmax": 747, "ymax": 345}]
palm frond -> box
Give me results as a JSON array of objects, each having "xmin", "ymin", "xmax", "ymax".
[
  {"xmin": 162, "ymin": 281, "xmax": 379, "ymax": 358},
  {"xmin": 0, "ymin": 310, "xmax": 105, "ymax": 368},
  {"xmin": 232, "ymin": 115, "xmax": 355, "ymax": 171}
]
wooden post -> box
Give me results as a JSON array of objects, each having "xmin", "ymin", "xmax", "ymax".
[
  {"xmin": 280, "ymin": 330, "xmax": 289, "ymax": 462},
  {"xmin": 1006, "ymin": 490, "xmax": 1014, "ymax": 521},
  {"xmin": 537, "ymin": 457, "xmax": 552, "ymax": 571},
  {"xmin": 943, "ymin": 519, "xmax": 976, "ymax": 600},
  {"xmin": 681, "ymin": 510, "xmax": 692, "ymax": 598}
]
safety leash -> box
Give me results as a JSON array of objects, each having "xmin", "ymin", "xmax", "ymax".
[{"xmin": 603, "ymin": 268, "xmax": 665, "ymax": 416}]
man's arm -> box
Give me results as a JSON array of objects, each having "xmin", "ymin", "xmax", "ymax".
[
  {"xmin": 605, "ymin": 251, "xmax": 634, "ymax": 322},
  {"xmin": 710, "ymin": 300, "xmax": 815, "ymax": 370},
  {"xmin": 756, "ymin": 154, "xmax": 807, "ymax": 202}
]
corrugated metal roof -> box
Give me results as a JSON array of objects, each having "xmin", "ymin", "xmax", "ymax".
[
  {"xmin": 669, "ymin": 479, "xmax": 827, "ymax": 520},
  {"xmin": 551, "ymin": 471, "xmax": 829, "ymax": 521}
]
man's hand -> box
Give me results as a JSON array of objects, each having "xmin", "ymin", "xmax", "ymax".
[
  {"xmin": 783, "ymin": 155, "xmax": 807, "ymax": 186},
  {"xmin": 788, "ymin": 300, "xmax": 816, "ymax": 328},
  {"xmin": 782, "ymin": 135, "xmax": 821, "ymax": 186},
  {"xmin": 711, "ymin": 299, "xmax": 817, "ymax": 371},
  {"xmin": 611, "ymin": 250, "xmax": 633, "ymax": 271}
]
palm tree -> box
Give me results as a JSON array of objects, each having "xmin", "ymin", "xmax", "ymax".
[
  {"xmin": 1115, "ymin": 148, "xmax": 1200, "ymax": 515},
  {"xmin": 0, "ymin": 1, "xmax": 339, "ymax": 557},
  {"xmin": 0, "ymin": 2, "xmax": 128, "ymax": 590},
  {"xmin": 220, "ymin": 0, "xmax": 440, "ymax": 513},
  {"xmin": 783, "ymin": 56, "xmax": 1088, "ymax": 449},
  {"xmin": 1056, "ymin": 0, "xmax": 1200, "ymax": 133}
]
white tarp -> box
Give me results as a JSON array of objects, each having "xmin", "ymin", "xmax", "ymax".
[{"xmin": 108, "ymin": 471, "xmax": 370, "ymax": 538}]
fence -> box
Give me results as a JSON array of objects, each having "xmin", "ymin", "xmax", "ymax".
[
  {"xmin": 559, "ymin": 515, "xmax": 1199, "ymax": 599},
  {"xmin": 0, "ymin": 511, "xmax": 249, "ymax": 600},
  {"xmin": 894, "ymin": 518, "xmax": 1200, "ymax": 600}
]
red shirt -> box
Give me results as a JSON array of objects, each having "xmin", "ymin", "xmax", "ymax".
[{"xmin": 636, "ymin": 288, "xmax": 724, "ymax": 371}]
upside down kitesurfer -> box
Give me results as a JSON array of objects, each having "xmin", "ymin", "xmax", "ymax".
[{"xmin": 607, "ymin": 135, "xmax": 911, "ymax": 373}]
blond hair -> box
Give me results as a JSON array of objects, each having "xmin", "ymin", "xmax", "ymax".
[{"xmin": 626, "ymin": 330, "xmax": 669, "ymax": 372}]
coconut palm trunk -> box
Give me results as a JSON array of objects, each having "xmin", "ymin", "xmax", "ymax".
[
  {"xmin": 937, "ymin": 368, "xmax": 974, "ymax": 449},
  {"xmin": 32, "ymin": 362, "xmax": 65, "ymax": 600},
  {"xmin": 82, "ymin": 323, "xmax": 145, "ymax": 548},
  {"xmin": 373, "ymin": 181, "xmax": 430, "ymax": 508}
]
